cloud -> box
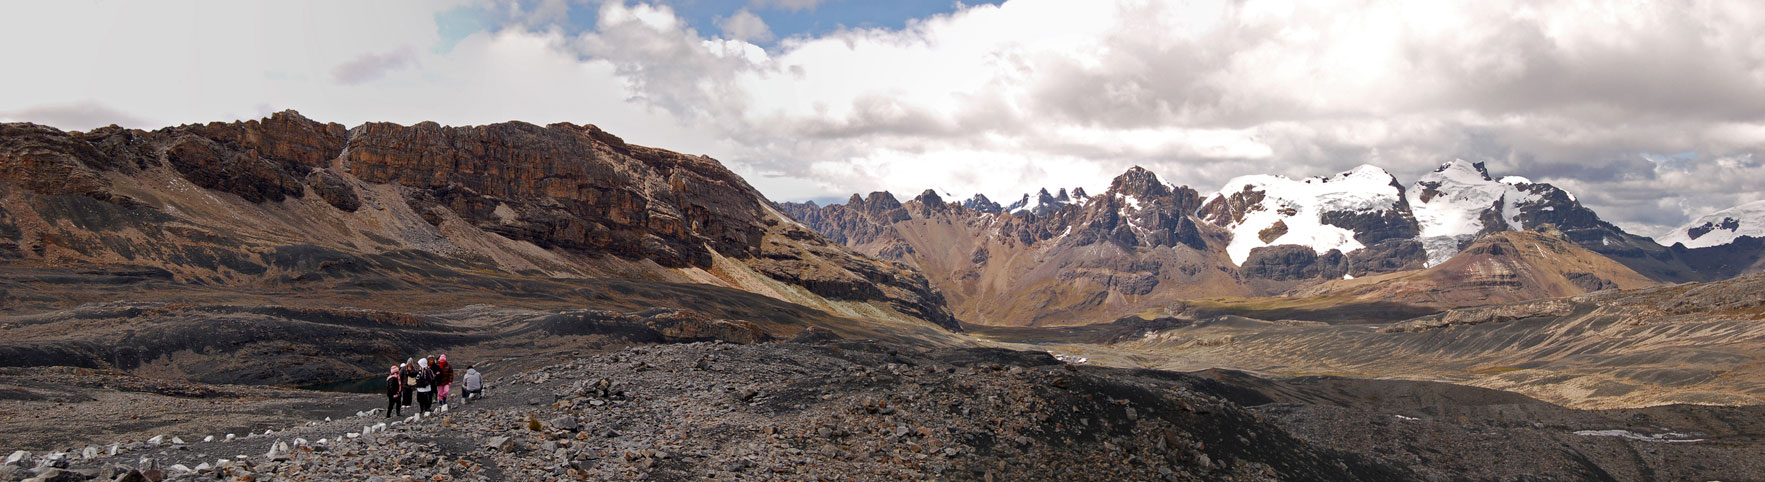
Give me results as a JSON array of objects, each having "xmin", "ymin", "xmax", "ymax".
[
  {"xmin": 2, "ymin": 0, "xmax": 1763, "ymax": 239},
  {"xmin": 331, "ymin": 47, "xmax": 420, "ymax": 85},
  {"xmin": 750, "ymin": 0, "xmax": 825, "ymax": 13},
  {"xmin": 558, "ymin": 0, "xmax": 1765, "ymax": 238},
  {"xmin": 716, "ymin": 9, "xmax": 773, "ymax": 43},
  {"xmin": 0, "ymin": 101, "xmax": 152, "ymax": 131}
]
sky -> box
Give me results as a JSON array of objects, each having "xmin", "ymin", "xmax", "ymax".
[{"xmin": 2, "ymin": 0, "xmax": 1763, "ymax": 238}]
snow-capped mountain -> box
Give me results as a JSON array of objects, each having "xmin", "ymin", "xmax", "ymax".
[
  {"xmin": 1658, "ymin": 200, "xmax": 1765, "ymax": 248},
  {"xmin": 1198, "ymin": 165, "xmax": 1417, "ymax": 265},
  {"xmin": 1407, "ymin": 160, "xmax": 1558, "ymax": 266},
  {"xmin": 778, "ymin": 163, "xmax": 1765, "ymax": 326}
]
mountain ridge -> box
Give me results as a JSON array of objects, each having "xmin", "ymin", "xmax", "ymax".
[
  {"xmin": 780, "ymin": 161, "xmax": 1765, "ymax": 326},
  {"xmin": 0, "ymin": 111, "xmax": 960, "ymax": 331}
]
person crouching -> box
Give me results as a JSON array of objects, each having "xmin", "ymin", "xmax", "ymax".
[{"xmin": 462, "ymin": 364, "xmax": 483, "ymax": 403}]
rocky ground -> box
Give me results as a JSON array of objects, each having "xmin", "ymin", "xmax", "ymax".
[
  {"xmin": 5, "ymin": 337, "xmax": 1763, "ymax": 481},
  {"xmin": 2, "ymin": 338, "xmax": 1406, "ymax": 481}
]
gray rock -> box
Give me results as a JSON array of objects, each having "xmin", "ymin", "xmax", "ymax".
[
  {"xmin": 1, "ymin": 452, "xmax": 25, "ymax": 467},
  {"xmin": 487, "ymin": 436, "xmax": 517, "ymax": 453},
  {"xmin": 548, "ymin": 416, "xmax": 578, "ymax": 432}
]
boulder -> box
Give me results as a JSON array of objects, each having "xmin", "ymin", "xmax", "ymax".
[{"xmin": 548, "ymin": 416, "xmax": 579, "ymax": 432}]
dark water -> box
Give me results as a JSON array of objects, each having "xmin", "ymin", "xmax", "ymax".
[{"xmin": 298, "ymin": 376, "xmax": 386, "ymax": 394}]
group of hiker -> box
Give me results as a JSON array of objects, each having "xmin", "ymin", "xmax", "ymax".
[{"xmin": 383, "ymin": 354, "xmax": 483, "ymax": 418}]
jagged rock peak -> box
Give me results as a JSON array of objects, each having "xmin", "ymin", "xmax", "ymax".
[
  {"xmin": 962, "ymin": 194, "xmax": 1003, "ymax": 214},
  {"xmin": 914, "ymin": 189, "xmax": 945, "ymax": 206},
  {"xmin": 864, "ymin": 191, "xmax": 901, "ymax": 210},
  {"xmin": 1072, "ymin": 187, "xmax": 1088, "ymax": 199},
  {"xmin": 1056, "ymin": 188, "xmax": 1071, "ymax": 202},
  {"xmin": 1108, "ymin": 165, "xmax": 1172, "ymax": 199}
]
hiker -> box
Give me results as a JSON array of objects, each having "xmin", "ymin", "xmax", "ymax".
[
  {"xmin": 436, "ymin": 354, "xmax": 455, "ymax": 408},
  {"xmin": 399, "ymin": 359, "xmax": 417, "ymax": 408},
  {"xmin": 415, "ymin": 357, "xmax": 435, "ymax": 414},
  {"xmin": 462, "ymin": 364, "xmax": 483, "ymax": 403},
  {"xmin": 384, "ymin": 365, "xmax": 403, "ymax": 418}
]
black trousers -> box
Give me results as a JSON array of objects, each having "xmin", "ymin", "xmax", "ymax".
[
  {"xmin": 417, "ymin": 390, "xmax": 434, "ymax": 413},
  {"xmin": 401, "ymin": 388, "xmax": 413, "ymax": 407},
  {"xmin": 386, "ymin": 396, "xmax": 401, "ymax": 417}
]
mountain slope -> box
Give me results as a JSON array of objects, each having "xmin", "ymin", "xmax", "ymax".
[
  {"xmin": 1289, "ymin": 230, "xmax": 1657, "ymax": 307},
  {"xmin": 0, "ymin": 111, "xmax": 958, "ymax": 330}
]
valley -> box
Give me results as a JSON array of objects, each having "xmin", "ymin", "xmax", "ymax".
[{"xmin": 1, "ymin": 113, "xmax": 1762, "ymax": 480}]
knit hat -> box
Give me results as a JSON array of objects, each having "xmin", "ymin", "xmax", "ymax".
[
  {"xmin": 439, "ymin": 354, "xmax": 447, "ymax": 363},
  {"xmin": 390, "ymin": 365, "xmax": 399, "ymax": 376}
]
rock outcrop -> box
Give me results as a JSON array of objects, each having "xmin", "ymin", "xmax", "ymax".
[{"xmin": 0, "ymin": 111, "xmax": 959, "ymax": 331}]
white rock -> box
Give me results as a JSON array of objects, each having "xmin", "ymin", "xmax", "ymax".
[
  {"xmin": 263, "ymin": 430, "xmax": 274, "ymax": 436},
  {"xmin": 346, "ymin": 433, "xmax": 360, "ymax": 439},
  {"xmin": 80, "ymin": 447, "xmax": 97, "ymax": 459},
  {"xmin": 316, "ymin": 439, "xmax": 328, "ymax": 445},
  {"xmin": 146, "ymin": 435, "xmax": 165, "ymax": 446},
  {"xmin": 194, "ymin": 462, "xmax": 210, "ymax": 471},
  {"xmin": 372, "ymin": 423, "xmax": 386, "ymax": 432},
  {"xmin": 202, "ymin": 436, "xmax": 214, "ymax": 443},
  {"xmin": 107, "ymin": 444, "xmax": 119, "ymax": 456},
  {"xmin": 4, "ymin": 450, "xmax": 28, "ymax": 466},
  {"xmin": 293, "ymin": 438, "xmax": 308, "ymax": 447},
  {"xmin": 225, "ymin": 434, "xmax": 235, "ymax": 442},
  {"xmin": 324, "ymin": 417, "xmax": 332, "ymax": 422},
  {"xmin": 170, "ymin": 464, "xmax": 191, "ymax": 473},
  {"xmin": 170, "ymin": 437, "xmax": 184, "ymax": 445}
]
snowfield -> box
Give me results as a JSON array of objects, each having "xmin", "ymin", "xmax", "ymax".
[{"xmin": 1209, "ymin": 164, "xmax": 1402, "ymax": 265}]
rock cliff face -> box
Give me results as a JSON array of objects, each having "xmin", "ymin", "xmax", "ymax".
[
  {"xmin": 344, "ymin": 120, "xmax": 770, "ymax": 269},
  {"xmin": 0, "ymin": 111, "xmax": 958, "ymax": 331}
]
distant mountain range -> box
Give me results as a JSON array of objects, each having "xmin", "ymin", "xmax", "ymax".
[
  {"xmin": 4, "ymin": 111, "xmax": 1759, "ymax": 332},
  {"xmin": 779, "ymin": 161, "xmax": 1765, "ymax": 326}
]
